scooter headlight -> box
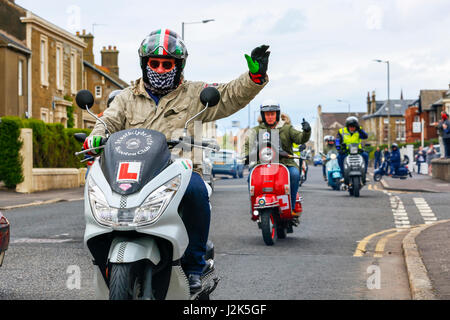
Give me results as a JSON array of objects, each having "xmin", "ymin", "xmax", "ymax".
[
  {"xmin": 88, "ymin": 175, "xmax": 181, "ymax": 227},
  {"xmin": 134, "ymin": 175, "xmax": 181, "ymax": 226},
  {"xmin": 259, "ymin": 147, "xmax": 275, "ymax": 163},
  {"xmin": 88, "ymin": 178, "xmax": 119, "ymax": 226}
]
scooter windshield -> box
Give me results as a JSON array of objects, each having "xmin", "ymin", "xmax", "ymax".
[{"xmin": 100, "ymin": 129, "xmax": 171, "ymax": 195}]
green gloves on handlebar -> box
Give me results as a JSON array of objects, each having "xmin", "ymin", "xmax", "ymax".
[
  {"xmin": 83, "ymin": 136, "xmax": 103, "ymax": 155},
  {"xmin": 245, "ymin": 45, "xmax": 270, "ymax": 85}
]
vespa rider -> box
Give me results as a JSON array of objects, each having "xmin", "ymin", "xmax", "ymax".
[
  {"xmin": 244, "ymin": 100, "xmax": 311, "ymax": 217},
  {"xmin": 389, "ymin": 143, "xmax": 401, "ymax": 176},
  {"xmin": 84, "ymin": 29, "xmax": 270, "ymax": 292},
  {"xmin": 322, "ymin": 135, "xmax": 337, "ymax": 181},
  {"xmin": 336, "ymin": 116, "xmax": 369, "ymax": 182}
]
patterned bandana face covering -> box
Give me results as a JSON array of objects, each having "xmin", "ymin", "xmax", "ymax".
[{"xmin": 144, "ymin": 65, "xmax": 178, "ymax": 95}]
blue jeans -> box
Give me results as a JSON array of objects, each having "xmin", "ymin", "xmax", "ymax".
[
  {"xmin": 248, "ymin": 165, "xmax": 299, "ymax": 210},
  {"xmin": 374, "ymin": 158, "xmax": 381, "ymax": 169},
  {"xmin": 179, "ymin": 172, "xmax": 210, "ymax": 275}
]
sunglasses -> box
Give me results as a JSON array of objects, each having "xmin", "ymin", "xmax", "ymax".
[{"xmin": 147, "ymin": 58, "xmax": 175, "ymax": 72}]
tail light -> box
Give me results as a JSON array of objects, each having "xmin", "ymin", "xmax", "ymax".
[
  {"xmin": 284, "ymin": 184, "xmax": 290, "ymax": 195},
  {"xmin": 0, "ymin": 214, "xmax": 8, "ymax": 226}
]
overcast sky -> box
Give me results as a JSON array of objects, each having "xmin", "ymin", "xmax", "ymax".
[{"xmin": 16, "ymin": 0, "xmax": 450, "ymax": 134}]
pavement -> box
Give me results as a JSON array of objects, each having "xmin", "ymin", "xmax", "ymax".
[{"xmin": 1, "ymin": 172, "xmax": 450, "ymax": 300}]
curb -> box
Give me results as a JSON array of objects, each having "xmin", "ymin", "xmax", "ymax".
[
  {"xmin": 402, "ymin": 219, "xmax": 450, "ymax": 300},
  {"xmin": 380, "ymin": 178, "xmax": 438, "ymax": 193},
  {"xmin": 0, "ymin": 197, "xmax": 84, "ymax": 211}
]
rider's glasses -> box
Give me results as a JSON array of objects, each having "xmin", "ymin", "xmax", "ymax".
[{"xmin": 147, "ymin": 58, "xmax": 175, "ymax": 72}]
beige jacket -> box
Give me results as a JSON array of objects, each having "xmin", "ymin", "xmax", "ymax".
[{"xmin": 90, "ymin": 72, "xmax": 268, "ymax": 174}]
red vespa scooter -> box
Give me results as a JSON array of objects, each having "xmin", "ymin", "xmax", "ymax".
[{"xmin": 249, "ymin": 141, "xmax": 303, "ymax": 246}]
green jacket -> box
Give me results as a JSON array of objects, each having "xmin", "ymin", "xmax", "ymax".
[{"xmin": 244, "ymin": 119, "xmax": 311, "ymax": 168}]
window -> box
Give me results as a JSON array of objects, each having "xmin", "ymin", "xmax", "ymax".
[
  {"xmin": 40, "ymin": 36, "xmax": 48, "ymax": 85},
  {"xmin": 70, "ymin": 50, "xmax": 77, "ymax": 93},
  {"xmin": 41, "ymin": 108, "xmax": 49, "ymax": 122},
  {"xmin": 56, "ymin": 43, "xmax": 64, "ymax": 90},
  {"xmin": 383, "ymin": 118, "xmax": 389, "ymax": 124},
  {"xmin": 429, "ymin": 111, "xmax": 436, "ymax": 124},
  {"xmin": 414, "ymin": 115, "xmax": 420, "ymax": 123},
  {"xmin": 396, "ymin": 123, "xmax": 406, "ymax": 141},
  {"xmin": 18, "ymin": 60, "xmax": 23, "ymax": 96},
  {"xmin": 95, "ymin": 85, "xmax": 102, "ymax": 98}
]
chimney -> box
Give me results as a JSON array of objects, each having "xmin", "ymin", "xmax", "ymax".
[
  {"xmin": 76, "ymin": 30, "xmax": 95, "ymax": 64},
  {"xmin": 101, "ymin": 45, "xmax": 119, "ymax": 77}
]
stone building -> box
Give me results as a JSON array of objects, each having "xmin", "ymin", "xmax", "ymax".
[
  {"xmin": 0, "ymin": 0, "xmax": 86, "ymax": 126},
  {"xmin": 363, "ymin": 91, "xmax": 414, "ymax": 146},
  {"xmin": 313, "ymin": 104, "xmax": 366, "ymax": 154}
]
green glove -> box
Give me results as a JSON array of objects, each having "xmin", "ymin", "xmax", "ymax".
[
  {"xmin": 83, "ymin": 135, "xmax": 103, "ymax": 155},
  {"xmin": 245, "ymin": 45, "xmax": 270, "ymax": 84}
]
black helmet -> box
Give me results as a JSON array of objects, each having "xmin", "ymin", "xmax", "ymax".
[
  {"xmin": 260, "ymin": 99, "xmax": 280, "ymax": 125},
  {"xmin": 138, "ymin": 29, "xmax": 188, "ymax": 87},
  {"xmin": 106, "ymin": 90, "xmax": 122, "ymax": 108},
  {"xmin": 345, "ymin": 116, "xmax": 359, "ymax": 129}
]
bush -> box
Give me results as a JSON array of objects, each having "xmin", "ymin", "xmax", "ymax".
[
  {"xmin": 0, "ymin": 117, "xmax": 24, "ymax": 188},
  {"xmin": 0, "ymin": 117, "xmax": 92, "ymax": 189}
]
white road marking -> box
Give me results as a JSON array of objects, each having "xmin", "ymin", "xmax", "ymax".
[
  {"xmin": 11, "ymin": 238, "xmax": 73, "ymax": 244},
  {"xmin": 413, "ymin": 198, "xmax": 437, "ymax": 224},
  {"xmin": 390, "ymin": 195, "xmax": 411, "ymax": 229}
]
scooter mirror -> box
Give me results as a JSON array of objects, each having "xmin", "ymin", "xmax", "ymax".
[
  {"xmin": 76, "ymin": 90, "xmax": 95, "ymax": 110},
  {"xmin": 200, "ymin": 87, "xmax": 220, "ymax": 108},
  {"xmin": 74, "ymin": 133, "xmax": 87, "ymax": 143}
]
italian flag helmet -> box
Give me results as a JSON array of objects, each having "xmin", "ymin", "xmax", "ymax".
[{"xmin": 139, "ymin": 29, "xmax": 188, "ymax": 70}]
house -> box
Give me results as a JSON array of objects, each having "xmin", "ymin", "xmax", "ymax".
[
  {"xmin": 313, "ymin": 104, "xmax": 366, "ymax": 154},
  {"xmin": 0, "ymin": 0, "xmax": 86, "ymax": 126},
  {"xmin": 363, "ymin": 91, "xmax": 414, "ymax": 146},
  {"xmin": 76, "ymin": 30, "xmax": 128, "ymax": 128},
  {"xmin": 404, "ymin": 89, "xmax": 447, "ymax": 143}
]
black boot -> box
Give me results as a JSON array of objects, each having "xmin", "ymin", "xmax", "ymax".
[{"xmin": 188, "ymin": 274, "xmax": 202, "ymax": 293}]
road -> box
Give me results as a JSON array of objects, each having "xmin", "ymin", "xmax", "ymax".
[{"xmin": 1, "ymin": 165, "xmax": 449, "ymax": 300}]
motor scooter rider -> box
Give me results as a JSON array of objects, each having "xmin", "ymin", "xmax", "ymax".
[
  {"xmin": 83, "ymin": 28, "xmax": 269, "ymax": 292},
  {"xmin": 389, "ymin": 143, "xmax": 401, "ymax": 176},
  {"xmin": 336, "ymin": 116, "xmax": 369, "ymax": 181},
  {"xmin": 322, "ymin": 135, "xmax": 337, "ymax": 181},
  {"xmin": 244, "ymin": 100, "xmax": 311, "ymax": 217}
]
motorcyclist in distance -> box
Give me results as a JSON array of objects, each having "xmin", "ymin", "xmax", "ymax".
[
  {"xmin": 244, "ymin": 100, "xmax": 311, "ymax": 217},
  {"xmin": 322, "ymin": 135, "xmax": 337, "ymax": 181},
  {"xmin": 83, "ymin": 28, "xmax": 270, "ymax": 292},
  {"xmin": 336, "ymin": 116, "xmax": 369, "ymax": 181}
]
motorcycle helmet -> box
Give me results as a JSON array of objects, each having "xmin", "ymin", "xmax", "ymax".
[
  {"xmin": 327, "ymin": 136, "xmax": 335, "ymax": 144},
  {"xmin": 138, "ymin": 29, "xmax": 188, "ymax": 89},
  {"xmin": 345, "ymin": 116, "xmax": 359, "ymax": 130},
  {"xmin": 106, "ymin": 90, "xmax": 122, "ymax": 108},
  {"xmin": 391, "ymin": 143, "xmax": 398, "ymax": 150},
  {"xmin": 260, "ymin": 99, "xmax": 280, "ymax": 125},
  {"xmin": 324, "ymin": 135, "xmax": 330, "ymax": 142}
]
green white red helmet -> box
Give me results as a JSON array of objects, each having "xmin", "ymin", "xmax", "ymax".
[{"xmin": 139, "ymin": 29, "xmax": 188, "ymax": 70}]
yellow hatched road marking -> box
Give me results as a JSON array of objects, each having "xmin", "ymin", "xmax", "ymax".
[{"xmin": 353, "ymin": 228, "xmax": 398, "ymax": 257}]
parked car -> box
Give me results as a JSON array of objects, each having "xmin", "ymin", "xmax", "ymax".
[
  {"xmin": 203, "ymin": 149, "xmax": 214, "ymax": 191},
  {"xmin": 0, "ymin": 211, "xmax": 10, "ymax": 267},
  {"xmin": 211, "ymin": 149, "xmax": 244, "ymax": 178},
  {"xmin": 313, "ymin": 155, "xmax": 323, "ymax": 166}
]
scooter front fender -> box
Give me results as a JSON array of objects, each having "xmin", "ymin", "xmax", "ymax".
[{"xmin": 108, "ymin": 237, "xmax": 161, "ymax": 265}]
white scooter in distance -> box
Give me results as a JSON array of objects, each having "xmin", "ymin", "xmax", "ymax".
[{"xmin": 74, "ymin": 87, "xmax": 221, "ymax": 300}]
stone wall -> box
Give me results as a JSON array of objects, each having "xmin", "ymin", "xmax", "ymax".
[{"xmin": 431, "ymin": 158, "xmax": 450, "ymax": 182}]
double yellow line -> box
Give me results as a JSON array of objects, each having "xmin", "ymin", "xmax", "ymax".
[{"xmin": 353, "ymin": 228, "xmax": 406, "ymax": 257}]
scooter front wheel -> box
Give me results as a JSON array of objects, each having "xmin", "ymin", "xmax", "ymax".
[
  {"xmin": 260, "ymin": 209, "xmax": 277, "ymax": 246},
  {"xmin": 109, "ymin": 262, "xmax": 150, "ymax": 300},
  {"xmin": 374, "ymin": 173, "xmax": 382, "ymax": 182}
]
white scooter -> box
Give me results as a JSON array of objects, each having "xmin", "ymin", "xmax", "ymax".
[{"xmin": 74, "ymin": 87, "xmax": 221, "ymax": 300}]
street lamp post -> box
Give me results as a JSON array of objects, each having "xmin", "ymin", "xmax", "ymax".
[
  {"xmin": 181, "ymin": 19, "xmax": 215, "ymax": 41},
  {"xmin": 374, "ymin": 59, "xmax": 391, "ymax": 148},
  {"xmin": 337, "ymin": 99, "xmax": 351, "ymax": 116}
]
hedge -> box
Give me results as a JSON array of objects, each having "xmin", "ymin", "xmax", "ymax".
[
  {"xmin": 0, "ymin": 116, "xmax": 91, "ymax": 188},
  {"xmin": 0, "ymin": 117, "xmax": 24, "ymax": 188}
]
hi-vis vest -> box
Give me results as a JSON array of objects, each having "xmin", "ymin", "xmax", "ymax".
[
  {"xmin": 339, "ymin": 127, "xmax": 362, "ymax": 150},
  {"xmin": 293, "ymin": 143, "xmax": 301, "ymax": 156}
]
